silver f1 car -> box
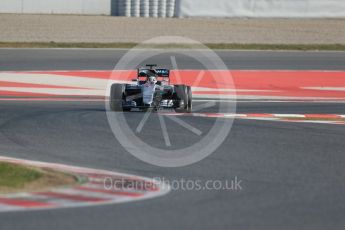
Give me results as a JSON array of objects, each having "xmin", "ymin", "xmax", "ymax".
[{"xmin": 109, "ymin": 64, "xmax": 192, "ymax": 112}]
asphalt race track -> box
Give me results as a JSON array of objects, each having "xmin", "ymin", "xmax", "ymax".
[
  {"xmin": 1, "ymin": 49, "xmax": 345, "ymax": 230},
  {"xmin": 1, "ymin": 49, "xmax": 345, "ymax": 70}
]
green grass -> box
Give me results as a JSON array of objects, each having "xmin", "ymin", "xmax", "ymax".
[
  {"xmin": 0, "ymin": 42, "xmax": 137, "ymax": 49},
  {"xmin": 205, "ymin": 43, "xmax": 345, "ymax": 51},
  {"xmin": 0, "ymin": 162, "xmax": 42, "ymax": 188},
  {"xmin": 1, "ymin": 42, "xmax": 345, "ymax": 51}
]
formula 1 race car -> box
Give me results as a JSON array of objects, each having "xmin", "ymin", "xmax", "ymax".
[{"xmin": 109, "ymin": 64, "xmax": 192, "ymax": 112}]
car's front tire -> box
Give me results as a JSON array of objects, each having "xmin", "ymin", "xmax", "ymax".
[
  {"xmin": 174, "ymin": 85, "xmax": 192, "ymax": 113},
  {"xmin": 186, "ymin": 86, "xmax": 192, "ymax": 113},
  {"xmin": 110, "ymin": 84, "xmax": 125, "ymax": 112}
]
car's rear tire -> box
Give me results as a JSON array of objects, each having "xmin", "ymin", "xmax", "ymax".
[{"xmin": 110, "ymin": 84, "xmax": 125, "ymax": 112}]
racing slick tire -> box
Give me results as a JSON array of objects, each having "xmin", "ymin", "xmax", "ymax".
[
  {"xmin": 174, "ymin": 85, "xmax": 192, "ymax": 113},
  {"xmin": 110, "ymin": 84, "xmax": 125, "ymax": 112},
  {"xmin": 186, "ymin": 86, "xmax": 192, "ymax": 113}
]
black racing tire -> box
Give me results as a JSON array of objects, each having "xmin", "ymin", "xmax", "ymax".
[
  {"xmin": 186, "ymin": 86, "xmax": 192, "ymax": 113},
  {"xmin": 110, "ymin": 84, "xmax": 125, "ymax": 112},
  {"xmin": 174, "ymin": 85, "xmax": 188, "ymax": 113}
]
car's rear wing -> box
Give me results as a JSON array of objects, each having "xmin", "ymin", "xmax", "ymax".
[
  {"xmin": 155, "ymin": 69, "xmax": 170, "ymax": 78},
  {"xmin": 137, "ymin": 68, "xmax": 170, "ymax": 78},
  {"xmin": 137, "ymin": 66, "xmax": 170, "ymax": 84}
]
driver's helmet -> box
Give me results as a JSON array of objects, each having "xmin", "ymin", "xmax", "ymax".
[
  {"xmin": 148, "ymin": 76, "xmax": 157, "ymax": 84},
  {"xmin": 146, "ymin": 69, "xmax": 158, "ymax": 84}
]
